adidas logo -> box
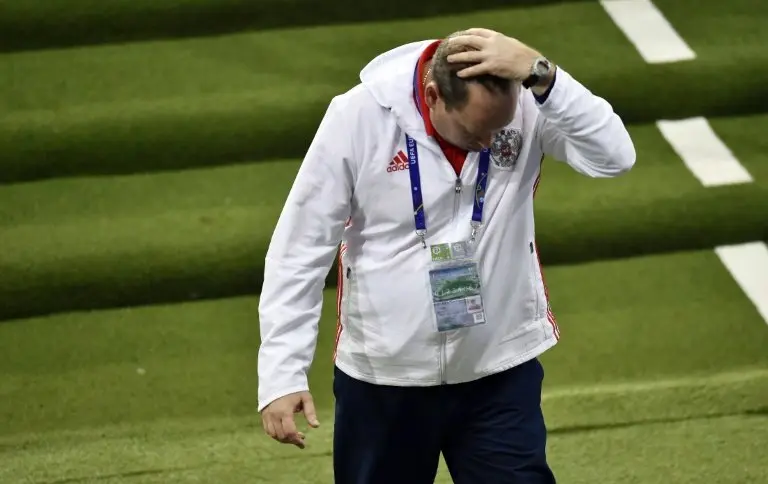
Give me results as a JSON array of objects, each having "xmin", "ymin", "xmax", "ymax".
[{"xmin": 387, "ymin": 150, "xmax": 409, "ymax": 173}]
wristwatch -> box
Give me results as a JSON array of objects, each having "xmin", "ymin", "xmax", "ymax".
[{"xmin": 522, "ymin": 56, "xmax": 553, "ymax": 89}]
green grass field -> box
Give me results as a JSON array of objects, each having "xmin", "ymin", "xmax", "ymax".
[
  {"xmin": 2, "ymin": 252, "xmax": 767, "ymax": 482},
  {"xmin": 1, "ymin": 0, "xmax": 767, "ymax": 482}
]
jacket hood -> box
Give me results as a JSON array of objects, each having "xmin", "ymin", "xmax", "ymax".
[{"xmin": 359, "ymin": 40, "xmax": 435, "ymax": 138}]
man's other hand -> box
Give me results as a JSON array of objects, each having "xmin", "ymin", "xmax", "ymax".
[{"xmin": 261, "ymin": 391, "xmax": 320, "ymax": 449}]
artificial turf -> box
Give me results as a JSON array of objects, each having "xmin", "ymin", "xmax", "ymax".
[
  {"xmin": 1, "ymin": 1, "xmax": 767, "ymax": 482},
  {"xmin": 1, "ymin": 249, "xmax": 767, "ymax": 482},
  {"xmin": 3, "ymin": 413, "xmax": 767, "ymax": 483},
  {"xmin": 1, "ymin": 1, "xmax": 768, "ymax": 183},
  {"xmin": 2, "ymin": 249, "xmax": 766, "ymax": 437},
  {"xmin": 0, "ymin": 0, "xmax": 582, "ymax": 52}
]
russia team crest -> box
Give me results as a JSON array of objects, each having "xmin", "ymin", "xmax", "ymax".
[{"xmin": 490, "ymin": 128, "xmax": 523, "ymax": 170}]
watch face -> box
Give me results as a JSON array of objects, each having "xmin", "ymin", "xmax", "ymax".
[{"xmin": 535, "ymin": 59, "xmax": 550, "ymax": 76}]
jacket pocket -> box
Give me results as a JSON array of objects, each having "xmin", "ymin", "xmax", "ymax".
[{"xmin": 340, "ymin": 260, "xmax": 380, "ymax": 352}]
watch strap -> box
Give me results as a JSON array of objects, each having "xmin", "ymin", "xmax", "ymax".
[
  {"xmin": 523, "ymin": 56, "xmax": 550, "ymax": 89},
  {"xmin": 522, "ymin": 74, "xmax": 540, "ymax": 89}
]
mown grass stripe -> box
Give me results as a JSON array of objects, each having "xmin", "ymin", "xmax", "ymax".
[
  {"xmin": 2, "ymin": 366, "xmax": 764, "ymax": 447},
  {"xmin": 1, "ymin": 3, "xmax": 768, "ymax": 183},
  {"xmin": 0, "ymin": 0, "xmax": 587, "ymax": 53},
  {"xmin": 3, "ymin": 249, "xmax": 768, "ymax": 436},
  {"xmin": 2, "ymin": 109, "xmax": 768, "ymax": 321}
]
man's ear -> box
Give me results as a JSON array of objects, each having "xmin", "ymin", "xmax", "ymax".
[{"xmin": 425, "ymin": 83, "xmax": 440, "ymax": 110}]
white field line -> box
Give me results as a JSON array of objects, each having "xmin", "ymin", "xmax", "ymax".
[
  {"xmin": 656, "ymin": 117, "xmax": 754, "ymax": 186},
  {"xmin": 715, "ymin": 242, "xmax": 768, "ymax": 326},
  {"xmin": 600, "ymin": 0, "xmax": 696, "ymax": 63}
]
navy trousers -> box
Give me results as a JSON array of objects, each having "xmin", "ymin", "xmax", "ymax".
[{"xmin": 332, "ymin": 358, "xmax": 556, "ymax": 484}]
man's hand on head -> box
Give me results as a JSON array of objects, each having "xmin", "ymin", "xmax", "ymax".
[{"xmin": 445, "ymin": 28, "xmax": 555, "ymax": 92}]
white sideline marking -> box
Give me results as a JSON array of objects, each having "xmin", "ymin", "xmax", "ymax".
[
  {"xmin": 600, "ymin": 0, "xmax": 696, "ymax": 63},
  {"xmin": 656, "ymin": 117, "xmax": 754, "ymax": 186},
  {"xmin": 715, "ymin": 242, "xmax": 768, "ymax": 325}
]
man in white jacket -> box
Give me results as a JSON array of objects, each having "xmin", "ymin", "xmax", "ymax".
[{"xmin": 258, "ymin": 28, "xmax": 635, "ymax": 483}]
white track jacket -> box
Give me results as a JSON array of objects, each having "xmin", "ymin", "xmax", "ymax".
[{"xmin": 257, "ymin": 40, "xmax": 635, "ymax": 411}]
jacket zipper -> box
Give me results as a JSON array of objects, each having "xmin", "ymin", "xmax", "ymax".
[
  {"xmin": 452, "ymin": 177, "xmax": 462, "ymax": 220},
  {"xmin": 438, "ymin": 169, "xmax": 464, "ymax": 385},
  {"xmin": 438, "ymin": 176, "xmax": 462, "ymax": 385}
]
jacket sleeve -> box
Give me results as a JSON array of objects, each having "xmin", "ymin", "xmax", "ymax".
[
  {"xmin": 534, "ymin": 67, "xmax": 636, "ymax": 177},
  {"xmin": 257, "ymin": 95, "xmax": 356, "ymax": 412}
]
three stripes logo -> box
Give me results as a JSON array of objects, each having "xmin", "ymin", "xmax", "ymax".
[{"xmin": 387, "ymin": 150, "xmax": 409, "ymax": 173}]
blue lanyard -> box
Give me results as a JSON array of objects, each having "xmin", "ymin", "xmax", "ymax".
[{"xmin": 405, "ymin": 134, "xmax": 490, "ymax": 248}]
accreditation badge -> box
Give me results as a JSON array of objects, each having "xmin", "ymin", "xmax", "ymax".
[{"xmin": 428, "ymin": 241, "xmax": 486, "ymax": 332}]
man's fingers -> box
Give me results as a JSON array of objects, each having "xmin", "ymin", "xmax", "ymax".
[
  {"xmin": 266, "ymin": 413, "xmax": 305, "ymax": 448},
  {"xmin": 447, "ymin": 51, "xmax": 485, "ymax": 64},
  {"xmin": 262, "ymin": 393, "xmax": 318, "ymax": 449},
  {"xmin": 289, "ymin": 432, "xmax": 306, "ymax": 449},
  {"xmin": 456, "ymin": 64, "xmax": 489, "ymax": 79},
  {"xmin": 462, "ymin": 27, "xmax": 496, "ymax": 38},
  {"xmin": 281, "ymin": 415, "xmax": 306, "ymax": 448},
  {"xmin": 281, "ymin": 414, "xmax": 299, "ymax": 440},
  {"xmin": 301, "ymin": 394, "xmax": 320, "ymax": 428},
  {"xmin": 265, "ymin": 418, "xmax": 278, "ymax": 440},
  {"xmin": 271, "ymin": 417, "xmax": 287, "ymax": 441},
  {"xmin": 447, "ymin": 34, "xmax": 488, "ymax": 51}
]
